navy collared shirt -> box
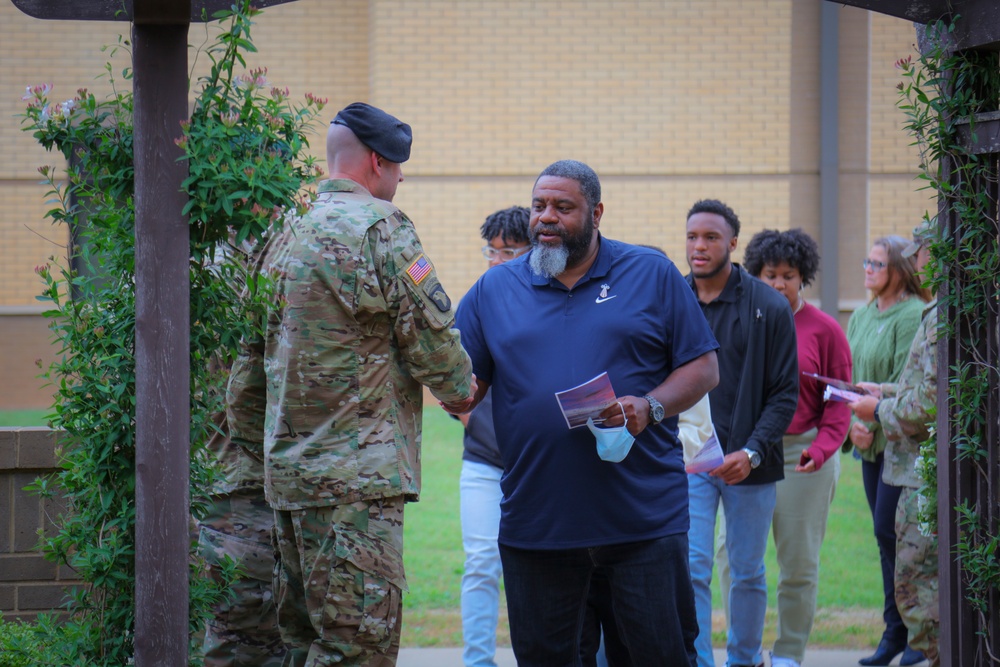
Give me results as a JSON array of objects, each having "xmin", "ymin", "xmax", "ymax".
[{"xmin": 456, "ymin": 236, "xmax": 718, "ymax": 549}]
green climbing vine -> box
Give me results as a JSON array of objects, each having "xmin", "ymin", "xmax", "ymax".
[
  {"xmin": 4, "ymin": 3, "xmax": 324, "ymax": 664},
  {"xmin": 897, "ymin": 17, "xmax": 1000, "ymax": 658}
]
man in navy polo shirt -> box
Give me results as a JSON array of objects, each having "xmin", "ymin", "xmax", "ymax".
[{"xmin": 454, "ymin": 160, "xmax": 719, "ymax": 666}]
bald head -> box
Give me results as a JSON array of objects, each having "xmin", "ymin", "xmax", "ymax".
[
  {"xmin": 326, "ymin": 122, "xmax": 373, "ymax": 178},
  {"xmin": 325, "ymin": 122, "xmax": 405, "ymax": 202}
]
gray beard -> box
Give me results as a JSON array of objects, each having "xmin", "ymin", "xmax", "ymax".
[{"xmin": 529, "ymin": 244, "xmax": 570, "ymax": 280}]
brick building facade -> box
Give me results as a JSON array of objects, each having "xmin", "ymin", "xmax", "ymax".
[{"xmin": 0, "ymin": 1, "xmax": 931, "ymax": 409}]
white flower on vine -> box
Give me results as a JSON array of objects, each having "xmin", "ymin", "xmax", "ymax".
[{"xmin": 21, "ymin": 83, "xmax": 52, "ymax": 101}]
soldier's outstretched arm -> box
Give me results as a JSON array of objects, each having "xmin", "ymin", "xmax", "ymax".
[{"xmin": 380, "ymin": 218, "xmax": 474, "ymax": 404}]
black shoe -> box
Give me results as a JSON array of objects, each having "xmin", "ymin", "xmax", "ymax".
[
  {"xmin": 900, "ymin": 646, "xmax": 926, "ymax": 666},
  {"xmin": 858, "ymin": 638, "xmax": 906, "ymax": 666}
]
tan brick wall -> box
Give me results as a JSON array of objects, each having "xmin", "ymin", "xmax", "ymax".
[
  {"xmin": 0, "ymin": 183, "xmax": 65, "ymax": 306},
  {"xmin": 0, "ymin": 1, "xmax": 936, "ymax": 408},
  {"xmin": 871, "ymin": 13, "xmax": 924, "ymax": 174},
  {"xmin": 0, "ymin": 315, "xmax": 57, "ymax": 411},
  {"xmin": 374, "ymin": 0, "xmax": 794, "ymax": 178}
]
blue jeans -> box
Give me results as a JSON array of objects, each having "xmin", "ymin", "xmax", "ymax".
[
  {"xmin": 460, "ymin": 460, "xmax": 504, "ymax": 667},
  {"xmin": 500, "ymin": 534, "xmax": 698, "ymax": 667},
  {"xmin": 688, "ymin": 473, "xmax": 776, "ymax": 667}
]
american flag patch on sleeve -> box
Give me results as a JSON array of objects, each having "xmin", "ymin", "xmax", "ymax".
[{"xmin": 405, "ymin": 254, "xmax": 433, "ymax": 285}]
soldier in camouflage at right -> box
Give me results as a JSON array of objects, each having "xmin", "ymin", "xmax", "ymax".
[
  {"xmin": 227, "ymin": 102, "xmax": 477, "ymax": 667},
  {"xmin": 850, "ymin": 217, "xmax": 939, "ymax": 667}
]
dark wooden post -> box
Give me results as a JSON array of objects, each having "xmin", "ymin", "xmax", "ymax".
[{"xmin": 132, "ymin": 2, "xmax": 191, "ymax": 664}]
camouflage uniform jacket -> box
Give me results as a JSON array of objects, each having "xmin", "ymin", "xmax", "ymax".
[
  {"xmin": 879, "ymin": 299, "xmax": 937, "ymax": 489},
  {"xmin": 204, "ymin": 409, "xmax": 266, "ymax": 496},
  {"xmin": 227, "ymin": 178, "xmax": 473, "ymax": 510},
  {"xmin": 206, "ymin": 241, "xmax": 266, "ymax": 497}
]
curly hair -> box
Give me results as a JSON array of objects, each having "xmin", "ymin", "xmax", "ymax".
[
  {"xmin": 479, "ymin": 205, "xmax": 530, "ymax": 244},
  {"xmin": 687, "ymin": 199, "xmax": 741, "ymax": 238},
  {"xmin": 743, "ymin": 228, "xmax": 821, "ymax": 286}
]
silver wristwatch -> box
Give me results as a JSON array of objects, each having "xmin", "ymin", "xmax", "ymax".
[
  {"xmin": 741, "ymin": 447, "xmax": 761, "ymax": 469},
  {"xmin": 643, "ymin": 394, "xmax": 665, "ymax": 425}
]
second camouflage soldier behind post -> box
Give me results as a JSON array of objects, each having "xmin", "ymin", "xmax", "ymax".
[{"xmin": 228, "ymin": 102, "xmax": 477, "ymax": 667}]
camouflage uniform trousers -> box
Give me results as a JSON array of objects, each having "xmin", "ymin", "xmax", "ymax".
[
  {"xmin": 197, "ymin": 489, "xmax": 286, "ymax": 667},
  {"xmin": 895, "ymin": 487, "xmax": 939, "ymax": 667},
  {"xmin": 273, "ymin": 497, "xmax": 406, "ymax": 667}
]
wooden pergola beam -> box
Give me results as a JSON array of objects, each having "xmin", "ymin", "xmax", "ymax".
[
  {"xmin": 955, "ymin": 111, "xmax": 1000, "ymax": 155},
  {"xmin": 829, "ymin": 0, "xmax": 1000, "ymax": 50},
  {"xmin": 11, "ymin": 0, "xmax": 297, "ymax": 21}
]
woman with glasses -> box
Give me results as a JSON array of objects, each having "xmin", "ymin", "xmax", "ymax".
[{"xmin": 846, "ymin": 235, "xmax": 930, "ymax": 667}]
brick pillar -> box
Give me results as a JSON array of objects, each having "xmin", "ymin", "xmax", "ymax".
[{"xmin": 0, "ymin": 427, "xmax": 82, "ymax": 621}]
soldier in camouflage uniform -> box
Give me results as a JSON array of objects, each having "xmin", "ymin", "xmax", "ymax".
[
  {"xmin": 198, "ymin": 426, "xmax": 286, "ymax": 666},
  {"xmin": 850, "ymin": 218, "xmax": 939, "ymax": 667},
  {"xmin": 227, "ymin": 102, "xmax": 476, "ymax": 667},
  {"xmin": 198, "ymin": 241, "xmax": 286, "ymax": 667}
]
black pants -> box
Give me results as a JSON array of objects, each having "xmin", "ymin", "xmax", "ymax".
[{"xmin": 862, "ymin": 454, "xmax": 908, "ymax": 645}]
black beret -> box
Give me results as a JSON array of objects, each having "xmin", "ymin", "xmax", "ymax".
[{"xmin": 332, "ymin": 102, "xmax": 412, "ymax": 163}]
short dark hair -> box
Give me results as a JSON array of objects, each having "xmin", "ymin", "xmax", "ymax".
[
  {"xmin": 535, "ymin": 160, "xmax": 601, "ymax": 211},
  {"xmin": 687, "ymin": 199, "xmax": 741, "ymax": 238},
  {"xmin": 479, "ymin": 205, "xmax": 530, "ymax": 244},
  {"xmin": 743, "ymin": 228, "xmax": 821, "ymax": 286}
]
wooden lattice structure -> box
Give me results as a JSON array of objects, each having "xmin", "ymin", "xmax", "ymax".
[{"xmin": 829, "ymin": 2, "xmax": 1000, "ymax": 665}]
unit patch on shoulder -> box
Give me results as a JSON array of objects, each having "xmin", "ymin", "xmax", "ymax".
[
  {"xmin": 405, "ymin": 254, "xmax": 433, "ymax": 285},
  {"xmin": 423, "ymin": 279, "xmax": 452, "ymax": 312}
]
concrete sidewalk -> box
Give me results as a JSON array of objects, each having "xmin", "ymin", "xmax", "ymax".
[{"xmin": 398, "ymin": 647, "xmax": 883, "ymax": 666}]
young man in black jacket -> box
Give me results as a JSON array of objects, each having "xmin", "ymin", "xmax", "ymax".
[{"xmin": 684, "ymin": 199, "xmax": 799, "ymax": 667}]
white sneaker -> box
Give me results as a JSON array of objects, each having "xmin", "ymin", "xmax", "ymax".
[{"xmin": 770, "ymin": 655, "xmax": 800, "ymax": 667}]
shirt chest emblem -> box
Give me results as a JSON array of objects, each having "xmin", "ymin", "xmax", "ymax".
[{"xmin": 595, "ymin": 283, "xmax": 617, "ymax": 304}]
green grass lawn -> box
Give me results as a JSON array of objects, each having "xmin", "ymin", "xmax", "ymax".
[
  {"xmin": 0, "ymin": 405, "xmax": 883, "ymax": 647},
  {"xmin": 402, "ymin": 407, "xmax": 883, "ymax": 647},
  {"xmin": 0, "ymin": 409, "xmax": 49, "ymax": 427}
]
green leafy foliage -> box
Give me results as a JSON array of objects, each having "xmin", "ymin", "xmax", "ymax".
[
  {"xmin": 181, "ymin": 4, "xmax": 324, "ymax": 259},
  {"xmin": 0, "ymin": 613, "xmax": 93, "ymax": 666},
  {"xmin": 17, "ymin": 2, "xmax": 324, "ymax": 663}
]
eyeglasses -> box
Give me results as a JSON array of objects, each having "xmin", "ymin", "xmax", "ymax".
[
  {"xmin": 482, "ymin": 245, "xmax": 530, "ymax": 262},
  {"xmin": 862, "ymin": 259, "xmax": 888, "ymax": 271}
]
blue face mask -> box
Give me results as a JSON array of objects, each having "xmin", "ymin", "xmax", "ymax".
[{"xmin": 586, "ymin": 402, "xmax": 635, "ymax": 463}]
